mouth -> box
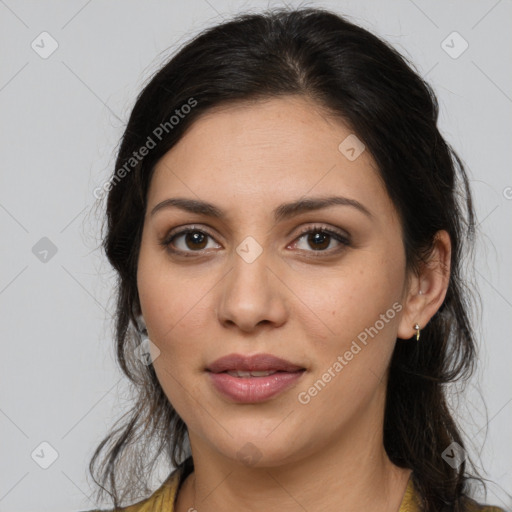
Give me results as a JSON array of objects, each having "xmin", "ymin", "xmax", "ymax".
[
  {"xmin": 206, "ymin": 353, "xmax": 306, "ymax": 374},
  {"xmin": 206, "ymin": 353, "xmax": 306, "ymax": 403},
  {"xmin": 223, "ymin": 369, "xmax": 294, "ymax": 377}
]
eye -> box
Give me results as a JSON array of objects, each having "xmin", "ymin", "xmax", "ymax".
[
  {"xmin": 162, "ymin": 226, "xmax": 220, "ymax": 255},
  {"xmin": 290, "ymin": 225, "xmax": 350, "ymax": 254}
]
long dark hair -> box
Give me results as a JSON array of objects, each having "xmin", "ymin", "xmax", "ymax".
[{"xmin": 90, "ymin": 7, "xmax": 484, "ymax": 511}]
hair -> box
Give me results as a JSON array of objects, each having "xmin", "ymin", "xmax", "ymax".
[{"xmin": 89, "ymin": 7, "xmax": 485, "ymax": 511}]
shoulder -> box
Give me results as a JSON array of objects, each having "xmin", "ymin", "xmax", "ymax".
[
  {"xmin": 401, "ymin": 476, "xmax": 508, "ymax": 512},
  {"xmin": 79, "ymin": 467, "xmax": 183, "ymax": 512}
]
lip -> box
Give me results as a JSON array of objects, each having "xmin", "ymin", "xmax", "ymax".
[
  {"xmin": 207, "ymin": 353, "xmax": 304, "ymax": 373},
  {"xmin": 206, "ymin": 353, "xmax": 306, "ymax": 403}
]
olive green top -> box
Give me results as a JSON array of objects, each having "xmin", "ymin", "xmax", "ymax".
[{"xmin": 84, "ymin": 460, "xmax": 506, "ymax": 512}]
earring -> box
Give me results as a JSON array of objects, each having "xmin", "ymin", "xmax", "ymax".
[{"xmin": 414, "ymin": 323, "xmax": 420, "ymax": 341}]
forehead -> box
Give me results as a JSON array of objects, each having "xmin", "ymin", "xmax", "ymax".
[
  {"xmin": 148, "ymin": 96, "xmax": 396, "ymax": 225},
  {"xmin": 166, "ymin": 95, "xmax": 362, "ymax": 167}
]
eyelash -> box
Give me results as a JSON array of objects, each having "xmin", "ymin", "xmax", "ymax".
[{"xmin": 160, "ymin": 224, "xmax": 351, "ymax": 258}]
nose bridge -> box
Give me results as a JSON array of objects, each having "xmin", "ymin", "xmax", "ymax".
[{"xmin": 217, "ymin": 237, "xmax": 287, "ymax": 331}]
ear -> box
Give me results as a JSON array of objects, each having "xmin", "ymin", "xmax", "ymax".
[{"xmin": 397, "ymin": 230, "xmax": 451, "ymax": 340}]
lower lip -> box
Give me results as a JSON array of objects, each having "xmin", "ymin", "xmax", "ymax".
[{"xmin": 208, "ymin": 371, "xmax": 305, "ymax": 403}]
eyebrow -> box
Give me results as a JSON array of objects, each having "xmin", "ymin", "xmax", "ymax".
[{"xmin": 150, "ymin": 195, "xmax": 373, "ymax": 221}]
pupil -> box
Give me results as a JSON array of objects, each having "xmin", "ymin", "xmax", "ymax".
[
  {"xmin": 187, "ymin": 232, "xmax": 207, "ymax": 250},
  {"xmin": 309, "ymin": 232, "xmax": 329, "ymax": 250}
]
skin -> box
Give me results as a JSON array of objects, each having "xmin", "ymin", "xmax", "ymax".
[{"xmin": 136, "ymin": 95, "xmax": 451, "ymax": 512}]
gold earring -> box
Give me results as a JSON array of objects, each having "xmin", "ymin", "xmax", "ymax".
[{"xmin": 414, "ymin": 323, "xmax": 420, "ymax": 341}]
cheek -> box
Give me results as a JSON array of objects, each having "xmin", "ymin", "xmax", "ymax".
[
  {"xmin": 299, "ymin": 268, "xmax": 403, "ymax": 423},
  {"xmin": 301, "ymin": 251, "xmax": 405, "ymax": 343},
  {"xmin": 138, "ymin": 274, "xmax": 210, "ymax": 356},
  {"xmin": 138, "ymin": 238, "xmax": 197, "ymax": 331},
  {"xmin": 137, "ymin": 246, "xmax": 217, "ymax": 377},
  {"xmin": 138, "ymin": 259, "xmax": 211, "ymax": 422}
]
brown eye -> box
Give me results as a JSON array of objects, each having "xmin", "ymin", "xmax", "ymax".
[
  {"xmin": 292, "ymin": 226, "xmax": 351, "ymax": 254},
  {"xmin": 181, "ymin": 231, "xmax": 208, "ymax": 250},
  {"xmin": 305, "ymin": 231, "xmax": 331, "ymax": 250},
  {"xmin": 163, "ymin": 228, "xmax": 220, "ymax": 255}
]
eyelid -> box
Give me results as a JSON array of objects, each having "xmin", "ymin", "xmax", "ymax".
[
  {"xmin": 293, "ymin": 224, "xmax": 351, "ymax": 244},
  {"xmin": 161, "ymin": 224, "xmax": 220, "ymax": 249}
]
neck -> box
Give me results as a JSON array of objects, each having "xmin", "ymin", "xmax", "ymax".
[{"xmin": 176, "ymin": 424, "xmax": 412, "ymax": 512}]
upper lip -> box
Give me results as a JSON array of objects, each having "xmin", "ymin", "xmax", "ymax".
[{"xmin": 207, "ymin": 353, "xmax": 305, "ymax": 373}]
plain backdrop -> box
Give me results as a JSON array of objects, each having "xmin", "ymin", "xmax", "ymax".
[{"xmin": 1, "ymin": 1, "xmax": 511, "ymax": 511}]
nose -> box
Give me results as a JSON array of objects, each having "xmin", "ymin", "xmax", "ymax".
[{"xmin": 216, "ymin": 248, "xmax": 288, "ymax": 333}]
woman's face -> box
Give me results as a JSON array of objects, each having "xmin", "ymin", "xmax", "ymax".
[{"xmin": 137, "ymin": 95, "xmax": 413, "ymax": 467}]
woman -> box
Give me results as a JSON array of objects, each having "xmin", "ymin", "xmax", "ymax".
[{"xmin": 85, "ymin": 7, "xmax": 506, "ymax": 512}]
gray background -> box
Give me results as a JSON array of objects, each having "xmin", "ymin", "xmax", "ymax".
[{"xmin": 1, "ymin": 1, "xmax": 511, "ymax": 511}]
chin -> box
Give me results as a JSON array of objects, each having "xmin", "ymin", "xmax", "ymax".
[{"xmin": 207, "ymin": 428, "xmax": 307, "ymax": 469}]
